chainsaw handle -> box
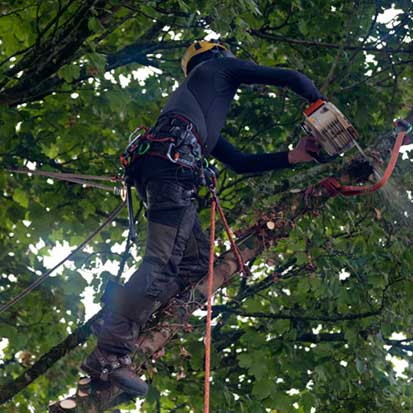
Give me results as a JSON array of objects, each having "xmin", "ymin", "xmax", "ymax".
[
  {"xmin": 394, "ymin": 119, "xmax": 411, "ymax": 131},
  {"xmin": 309, "ymin": 151, "xmax": 338, "ymax": 164}
]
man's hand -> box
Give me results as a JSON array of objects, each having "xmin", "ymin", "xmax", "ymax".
[{"xmin": 288, "ymin": 135, "xmax": 320, "ymax": 164}]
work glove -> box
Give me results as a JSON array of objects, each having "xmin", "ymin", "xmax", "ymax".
[{"xmin": 288, "ymin": 135, "xmax": 320, "ymax": 164}]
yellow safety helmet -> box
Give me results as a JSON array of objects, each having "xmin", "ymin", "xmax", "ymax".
[{"xmin": 181, "ymin": 40, "xmax": 228, "ymax": 77}]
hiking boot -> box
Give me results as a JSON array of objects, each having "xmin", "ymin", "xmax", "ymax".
[{"xmin": 81, "ymin": 347, "xmax": 148, "ymax": 396}]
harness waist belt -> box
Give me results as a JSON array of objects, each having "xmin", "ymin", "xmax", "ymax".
[{"xmin": 133, "ymin": 115, "xmax": 204, "ymax": 170}]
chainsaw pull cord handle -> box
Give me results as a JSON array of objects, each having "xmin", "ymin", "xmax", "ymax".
[{"xmin": 321, "ymin": 130, "xmax": 406, "ymax": 197}]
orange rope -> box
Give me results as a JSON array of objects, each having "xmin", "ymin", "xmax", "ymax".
[
  {"xmin": 204, "ymin": 189, "xmax": 216, "ymax": 413},
  {"xmin": 203, "ymin": 128, "xmax": 408, "ymax": 412},
  {"xmin": 204, "ymin": 177, "xmax": 249, "ymax": 412},
  {"xmin": 215, "ymin": 198, "xmax": 250, "ymax": 277}
]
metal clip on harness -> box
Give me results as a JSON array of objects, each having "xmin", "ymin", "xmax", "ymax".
[{"xmin": 120, "ymin": 126, "xmax": 148, "ymax": 241}]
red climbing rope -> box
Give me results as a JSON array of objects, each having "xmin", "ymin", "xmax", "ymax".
[
  {"xmin": 0, "ymin": 201, "xmax": 126, "ymax": 314},
  {"xmin": 320, "ymin": 130, "xmax": 406, "ymax": 197},
  {"xmin": 204, "ymin": 187, "xmax": 216, "ymax": 413},
  {"xmin": 215, "ymin": 198, "xmax": 251, "ymax": 277},
  {"xmin": 204, "ymin": 176, "xmax": 248, "ymax": 413},
  {"xmin": 209, "ymin": 177, "xmax": 249, "ymax": 277}
]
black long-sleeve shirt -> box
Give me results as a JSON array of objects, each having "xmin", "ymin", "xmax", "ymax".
[
  {"xmin": 152, "ymin": 57, "xmax": 321, "ymax": 175},
  {"xmin": 161, "ymin": 57, "xmax": 321, "ymax": 152},
  {"xmin": 211, "ymin": 136, "xmax": 289, "ymax": 173}
]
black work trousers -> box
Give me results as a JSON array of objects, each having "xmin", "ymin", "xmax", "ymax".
[{"xmin": 98, "ymin": 156, "xmax": 210, "ymax": 355}]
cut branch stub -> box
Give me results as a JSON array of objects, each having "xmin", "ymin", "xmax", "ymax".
[
  {"xmin": 60, "ymin": 400, "xmax": 77, "ymax": 410},
  {"xmin": 49, "ymin": 399, "xmax": 77, "ymax": 412}
]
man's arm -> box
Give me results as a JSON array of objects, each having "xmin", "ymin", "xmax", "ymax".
[
  {"xmin": 225, "ymin": 58, "xmax": 322, "ymax": 103},
  {"xmin": 211, "ymin": 136, "xmax": 289, "ymax": 173},
  {"xmin": 211, "ymin": 135, "xmax": 318, "ymax": 174}
]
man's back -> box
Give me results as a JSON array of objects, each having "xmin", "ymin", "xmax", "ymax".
[
  {"xmin": 161, "ymin": 57, "xmax": 239, "ymax": 152},
  {"xmin": 161, "ymin": 56, "xmax": 321, "ymax": 153}
]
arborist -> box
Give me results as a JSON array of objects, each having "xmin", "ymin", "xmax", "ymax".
[{"xmin": 81, "ymin": 40, "xmax": 323, "ymax": 395}]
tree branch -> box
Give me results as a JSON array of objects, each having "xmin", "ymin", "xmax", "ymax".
[
  {"xmin": 2, "ymin": 131, "xmax": 406, "ymax": 409},
  {"xmin": 0, "ymin": 311, "xmax": 101, "ymax": 404},
  {"xmin": 213, "ymin": 307, "xmax": 381, "ymax": 322},
  {"xmin": 249, "ymin": 29, "xmax": 413, "ymax": 54},
  {"xmin": 0, "ymin": 38, "xmax": 190, "ymax": 106}
]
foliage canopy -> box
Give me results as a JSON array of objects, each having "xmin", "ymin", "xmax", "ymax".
[{"xmin": 0, "ymin": 1, "xmax": 413, "ymax": 412}]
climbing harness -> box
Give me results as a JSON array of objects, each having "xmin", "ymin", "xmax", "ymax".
[
  {"xmin": 120, "ymin": 116, "xmax": 208, "ymax": 240},
  {"xmin": 145, "ymin": 117, "xmax": 205, "ymax": 174},
  {"xmin": 204, "ymin": 174, "xmax": 249, "ymax": 413},
  {"xmin": 320, "ymin": 121, "xmax": 412, "ymax": 197},
  {"xmin": 120, "ymin": 116, "xmax": 205, "ymax": 171},
  {"xmin": 0, "ymin": 201, "xmax": 126, "ymax": 314},
  {"xmin": 119, "ymin": 125, "xmax": 150, "ymax": 241}
]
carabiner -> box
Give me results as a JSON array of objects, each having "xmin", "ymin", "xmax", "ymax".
[
  {"xmin": 138, "ymin": 142, "xmax": 151, "ymax": 155},
  {"xmin": 166, "ymin": 143, "xmax": 179, "ymax": 163},
  {"xmin": 120, "ymin": 182, "xmax": 128, "ymax": 201}
]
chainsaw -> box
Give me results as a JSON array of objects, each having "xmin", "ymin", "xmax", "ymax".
[{"xmin": 303, "ymin": 99, "xmax": 360, "ymax": 162}]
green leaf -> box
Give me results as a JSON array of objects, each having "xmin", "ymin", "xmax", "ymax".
[
  {"xmin": 57, "ymin": 64, "xmax": 81, "ymax": 83},
  {"xmin": 145, "ymin": 384, "xmax": 160, "ymax": 404},
  {"xmin": 87, "ymin": 52, "xmax": 107, "ymax": 74},
  {"xmin": 298, "ymin": 20, "xmax": 309, "ymax": 35},
  {"xmin": 252, "ymin": 378, "xmax": 275, "ymax": 400},
  {"xmin": 13, "ymin": 188, "xmax": 29, "ymax": 208},
  {"xmin": 88, "ymin": 17, "xmax": 103, "ymax": 33}
]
